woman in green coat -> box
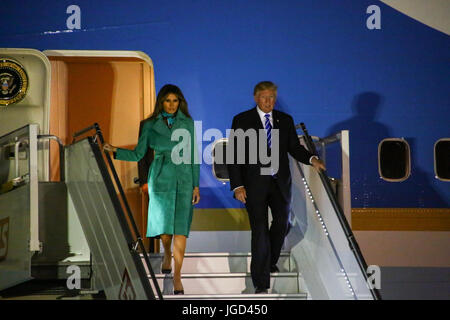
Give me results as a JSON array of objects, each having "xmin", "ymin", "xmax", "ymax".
[{"xmin": 104, "ymin": 84, "xmax": 200, "ymax": 294}]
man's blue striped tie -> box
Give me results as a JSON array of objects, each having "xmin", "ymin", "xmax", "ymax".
[{"xmin": 265, "ymin": 113, "xmax": 272, "ymax": 149}]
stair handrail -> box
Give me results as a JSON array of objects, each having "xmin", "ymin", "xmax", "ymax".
[
  {"xmin": 37, "ymin": 134, "xmax": 65, "ymax": 182},
  {"xmin": 72, "ymin": 123, "xmax": 163, "ymax": 300},
  {"xmin": 297, "ymin": 122, "xmax": 382, "ymax": 300}
]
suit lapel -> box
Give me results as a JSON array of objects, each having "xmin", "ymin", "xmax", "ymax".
[
  {"xmin": 272, "ymin": 110, "xmax": 281, "ymax": 130},
  {"xmin": 253, "ymin": 107, "xmax": 280, "ymax": 130},
  {"xmin": 251, "ymin": 107, "xmax": 264, "ymax": 130}
]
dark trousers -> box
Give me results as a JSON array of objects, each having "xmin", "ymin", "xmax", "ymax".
[{"xmin": 245, "ymin": 177, "xmax": 290, "ymax": 289}]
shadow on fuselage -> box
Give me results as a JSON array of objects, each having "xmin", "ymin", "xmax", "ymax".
[{"xmin": 326, "ymin": 92, "xmax": 448, "ymax": 208}]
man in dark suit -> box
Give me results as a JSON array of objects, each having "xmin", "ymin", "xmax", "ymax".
[{"xmin": 227, "ymin": 81, "xmax": 325, "ymax": 294}]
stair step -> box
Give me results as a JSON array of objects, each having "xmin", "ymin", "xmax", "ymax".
[
  {"xmin": 163, "ymin": 293, "xmax": 307, "ymax": 300},
  {"xmin": 142, "ymin": 252, "xmax": 295, "ymax": 274},
  {"xmin": 150, "ymin": 272, "xmax": 302, "ymax": 295}
]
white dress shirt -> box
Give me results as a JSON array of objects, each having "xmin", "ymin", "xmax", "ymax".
[
  {"xmin": 232, "ymin": 106, "xmax": 318, "ymax": 191},
  {"xmin": 256, "ymin": 106, "xmax": 273, "ymax": 128},
  {"xmin": 256, "ymin": 105, "xmax": 317, "ymax": 164}
]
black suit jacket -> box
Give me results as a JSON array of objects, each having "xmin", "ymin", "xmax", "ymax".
[{"xmin": 227, "ymin": 107, "xmax": 314, "ymax": 202}]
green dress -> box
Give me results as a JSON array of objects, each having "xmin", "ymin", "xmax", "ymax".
[{"xmin": 115, "ymin": 111, "xmax": 200, "ymax": 238}]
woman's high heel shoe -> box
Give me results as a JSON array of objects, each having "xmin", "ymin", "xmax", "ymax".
[
  {"xmin": 173, "ymin": 279, "xmax": 184, "ymax": 295},
  {"xmin": 161, "ymin": 268, "xmax": 172, "ymax": 274}
]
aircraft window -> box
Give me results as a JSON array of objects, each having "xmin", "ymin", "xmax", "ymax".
[
  {"xmin": 434, "ymin": 138, "xmax": 450, "ymax": 181},
  {"xmin": 378, "ymin": 138, "xmax": 411, "ymax": 182},
  {"xmin": 212, "ymin": 138, "xmax": 229, "ymax": 181}
]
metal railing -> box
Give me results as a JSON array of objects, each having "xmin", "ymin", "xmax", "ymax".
[
  {"xmin": 297, "ymin": 122, "xmax": 381, "ymax": 300},
  {"xmin": 72, "ymin": 123, "xmax": 163, "ymax": 300},
  {"xmin": 37, "ymin": 135, "xmax": 65, "ymax": 182}
]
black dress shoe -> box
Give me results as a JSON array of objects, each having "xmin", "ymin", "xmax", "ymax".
[
  {"xmin": 174, "ymin": 290, "xmax": 184, "ymax": 295},
  {"xmin": 255, "ymin": 287, "xmax": 268, "ymax": 294},
  {"xmin": 270, "ymin": 265, "xmax": 279, "ymax": 273}
]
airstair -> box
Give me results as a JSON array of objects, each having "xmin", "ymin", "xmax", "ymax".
[
  {"xmin": 145, "ymin": 252, "xmax": 307, "ymax": 300},
  {"xmin": 0, "ymin": 123, "xmax": 380, "ymax": 300},
  {"xmin": 0, "ymin": 48, "xmax": 380, "ymax": 300},
  {"xmin": 141, "ymin": 127, "xmax": 380, "ymax": 300},
  {"xmin": 0, "ymin": 124, "xmax": 161, "ymax": 299}
]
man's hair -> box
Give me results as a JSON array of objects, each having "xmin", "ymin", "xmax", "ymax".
[{"xmin": 253, "ymin": 81, "xmax": 278, "ymax": 96}]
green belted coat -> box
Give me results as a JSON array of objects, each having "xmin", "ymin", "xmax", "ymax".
[{"xmin": 115, "ymin": 111, "xmax": 200, "ymax": 238}]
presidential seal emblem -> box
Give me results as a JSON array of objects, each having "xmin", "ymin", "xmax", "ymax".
[{"xmin": 0, "ymin": 59, "xmax": 29, "ymax": 106}]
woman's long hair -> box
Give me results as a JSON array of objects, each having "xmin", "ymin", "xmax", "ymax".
[{"xmin": 148, "ymin": 84, "xmax": 191, "ymax": 120}]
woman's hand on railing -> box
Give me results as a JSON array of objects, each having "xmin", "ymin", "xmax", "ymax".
[
  {"xmin": 103, "ymin": 143, "xmax": 117, "ymax": 153},
  {"xmin": 192, "ymin": 187, "xmax": 200, "ymax": 205}
]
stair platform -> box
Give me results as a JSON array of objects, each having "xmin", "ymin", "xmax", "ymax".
[
  {"xmin": 142, "ymin": 252, "xmax": 307, "ymax": 300},
  {"xmin": 142, "ymin": 252, "xmax": 296, "ymax": 274}
]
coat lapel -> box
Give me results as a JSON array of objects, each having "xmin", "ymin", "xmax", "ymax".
[
  {"xmin": 152, "ymin": 114, "xmax": 172, "ymax": 138},
  {"xmin": 153, "ymin": 110, "xmax": 189, "ymax": 138},
  {"xmin": 171, "ymin": 110, "xmax": 188, "ymax": 131}
]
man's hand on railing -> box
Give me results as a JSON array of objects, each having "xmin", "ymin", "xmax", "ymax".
[{"xmin": 311, "ymin": 157, "xmax": 326, "ymax": 171}]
